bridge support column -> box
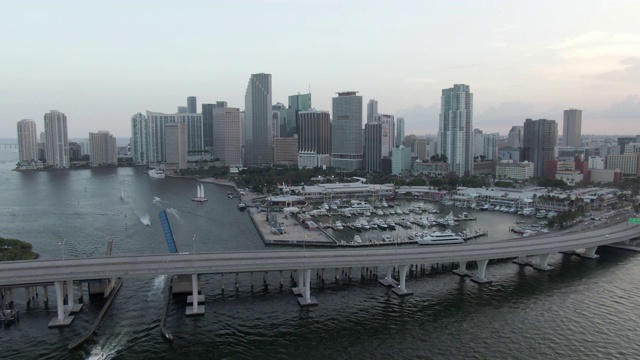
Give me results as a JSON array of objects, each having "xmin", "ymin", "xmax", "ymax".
[
  {"xmin": 453, "ymin": 261, "xmax": 470, "ymax": 277},
  {"xmin": 221, "ymin": 273, "xmax": 225, "ymax": 293},
  {"xmin": 77, "ymin": 283, "xmax": 83, "ymax": 304},
  {"xmin": 66, "ymin": 280, "xmax": 82, "ymax": 313},
  {"xmin": 471, "ymin": 259, "xmax": 492, "ymax": 284},
  {"xmin": 512, "ymin": 255, "xmax": 530, "ymax": 266},
  {"xmin": 43, "ymin": 285, "xmax": 49, "ymax": 307},
  {"xmin": 534, "ymin": 253, "xmax": 553, "ymax": 271},
  {"xmin": 48, "ymin": 281, "xmax": 74, "ymax": 327},
  {"xmin": 378, "ymin": 267, "xmax": 398, "ymax": 287},
  {"xmin": 25, "ymin": 287, "xmax": 31, "ymax": 307},
  {"xmin": 581, "ymin": 247, "xmax": 600, "ymax": 259},
  {"xmin": 7, "ymin": 288, "xmax": 13, "ymax": 308},
  {"xmin": 186, "ymin": 274, "xmax": 204, "ymax": 316},
  {"xmin": 297, "ymin": 269, "xmax": 318, "ymax": 307},
  {"xmin": 392, "ymin": 265, "xmax": 413, "ymax": 297},
  {"xmin": 293, "ymin": 269, "xmax": 305, "ymax": 296}
]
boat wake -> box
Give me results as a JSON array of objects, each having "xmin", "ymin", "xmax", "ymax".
[
  {"xmin": 148, "ymin": 275, "xmax": 167, "ymax": 301},
  {"xmin": 152, "ymin": 197, "xmax": 162, "ymax": 206},
  {"xmin": 135, "ymin": 212, "xmax": 151, "ymax": 226},
  {"xmin": 166, "ymin": 208, "xmax": 183, "ymax": 223}
]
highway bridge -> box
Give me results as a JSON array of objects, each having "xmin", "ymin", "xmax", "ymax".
[{"xmin": 1, "ymin": 219, "xmax": 638, "ymax": 325}]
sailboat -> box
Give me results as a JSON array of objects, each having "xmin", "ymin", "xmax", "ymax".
[
  {"xmin": 191, "ymin": 183, "xmax": 208, "ymax": 202},
  {"xmin": 119, "ymin": 185, "xmax": 124, "ymax": 200}
]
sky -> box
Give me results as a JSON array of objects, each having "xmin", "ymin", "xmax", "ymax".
[{"xmin": 1, "ymin": 0, "xmax": 639, "ymax": 138}]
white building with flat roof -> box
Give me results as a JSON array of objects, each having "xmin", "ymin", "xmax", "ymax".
[{"xmin": 496, "ymin": 160, "xmax": 534, "ymax": 180}]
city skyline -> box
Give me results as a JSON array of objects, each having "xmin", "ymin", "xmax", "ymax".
[{"xmin": 1, "ymin": 1, "xmax": 639, "ymax": 138}]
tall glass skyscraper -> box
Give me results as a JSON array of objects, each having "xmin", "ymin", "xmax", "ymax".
[
  {"xmin": 331, "ymin": 91, "xmax": 363, "ymax": 171},
  {"xmin": 395, "ymin": 117, "xmax": 405, "ymax": 146},
  {"xmin": 562, "ymin": 109, "xmax": 582, "ymax": 147},
  {"xmin": 44, "ymin": 110, "xmax": 69, "ymax": 168},
  {"xmin": 523, "ymin": 118, "xmax": 558, "ymax": 178},
  {"xmin": 437, "ymin": 84, "xmax": 474, "ymax": 175},
  {"xmin": 131, "ymin": 113, "xmax": 149, "ymax": 165},
  {"xmin": 244, "ymin": 73, "xmax": 273, "ymax": 165}
]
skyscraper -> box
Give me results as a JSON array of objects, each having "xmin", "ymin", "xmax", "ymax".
[
  {"xmin": 178, "ymin": 113, "xmax": 204, "ymax": 153},
  {"xmin": 202, "ymin": 103, "xmax": 215, "ymax": 149},
  {"xmin": 366, "ymin": 99, "xmax": 378, "ymax": 124},
  {"xmin": 89, "ymin": 131, "xmax": 117, "ymax": 166},
  {"xmin": 131, "ymin": 113, "xmax": 149, "ymax": 165},
  {"xmin": 147, "ymin": 111, "xmax": 177, "ymax": 164},
  {"xmin": 331, "ymin": 91, "xmax": 363, "ymax": 171},
  {"xmin": 562, "ymin": 109, "xmax": 582, "ymax": 147},
  {"xmin": 44, "ymin": 110, "xmax": 69, "ymax": 168},
  {"xmin": 395, "ymin": 117, "xmax": 405, "ymax": 146},
  {"xmin": 187, "ymin": 96, "xmax": 197, "ymax": 113},
  {"xmin": 213, "ymin": 106, "xmax": 242, "ymax": 166},
  {"xmin": 364, "ymin": 122, "xmax": 382, "ymax": 172},
  {"xmin": 375, "ymin": 114, "xmax": 395, "ymax": 157},
  {"xmin": 164, "ymin": 122, "xmax": 187, "ymax": 170},
  {"xmin": 17, "ymin": 119, "xmax": 38, "ymax": 163},
  {"xmin": 523, "ymin": 118, "xmax": 558, "ymax": 178},
  {"xmin": 297, "ymin": 109, "xmax": 331, "ymax": 168},
  {"xmin": 437, "ymin": 84, "xmax": 474, "ymax": 175},
  {"xmin": 507, "ymin": 126, "xmax": 524, "ymax": 148},
  {"xmin": 244, "ymin": 73, "xmax": 273, "ymax": 165}
]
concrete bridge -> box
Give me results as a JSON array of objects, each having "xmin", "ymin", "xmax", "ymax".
[{"xmin": 1, "ymin": 219, "xmax": 638, "ymax": 325}]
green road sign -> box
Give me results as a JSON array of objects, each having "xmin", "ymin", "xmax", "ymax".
[{"xmin": 629, "ymin": 218, "xmax": 640, "ymax": 224}]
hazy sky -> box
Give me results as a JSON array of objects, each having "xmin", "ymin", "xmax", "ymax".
[{"xmin": 1, "ymin": 0, "xmax": 639, "ymax": 138}]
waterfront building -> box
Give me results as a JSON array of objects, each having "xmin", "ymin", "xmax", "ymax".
[
  {"xmin": 274, "ymin": 135, "xmax": 299, "ymax": 166},
  {"xmin": 411, "ymin": 161, "xmax": 449, "ymax": 177},
  {"xmin": 605, "ymin": 153, "xmax": 640, "ymax": 176},
  {"xmin": 496, "ymin": 160, "xmax": 534, "ymax": 180},
  {"xmin": 507, "ymin": 126, "xmax": 523, "ymax": 148},
  {"xmin": 146, "ymin": 111, "xmax": 203, "ymax": 164},
  {"xmin": 391, "ymin": 145, "xmax": 412, "ymax": 175},
  {"xmin": 364, "ymin": 122, "xmax": 382, "ymax": 172},
  {"xmin": 17, "ymin": 119, "xmax": 38, "ymax": 164},
  {"xmin": 187, "ymin": 96, "xmax": 197, "ymax": 113},
  {"xmin": 522, "ymin": 118, "xmax": 558, "ymax": 178},
  {"xmin": 44, "ymin": 110, "xmax": 69, "ymax": 168},
  {"xmin": 68, "ymin": 142, "xmax": 82, "ymax": 162},
  {"xmin": 89, "ymin": 131, "xmax": 117, "ymax": 166},
  {"xmin": 164, "ymin": 122, "xmax": 187, "ymax": 171},
  {"xmin": 178, "ymin": 113, "xmax": 203, "ymax": 153},
  {"xmin": 562, "ymin": 109, "xmax": 582, "ymax": 147},
  {"xmin": 396, "ymin": 117, "xmax": 405, "ymax": 146},
  {"xmin": 437, "ymin": 84, "xmax": 474, "ymax": 175},
  {"xmin": 212, "ymin": 107, "xmax": 242, "ymax": 166},
  {"xmin": 331, "ymin": 91, "xmax": 363, "ymax": 171},
  {"xmin": 366, "ymin": 99, "xmax": 378, "ymax": 124},
  {"xmin": 130, "ymin": 113, "xmax": 149, "ymax": 165},
  {"xmin": 297, "ymin": 109, "xmax": 330, "ymax": 168},
  {"xmin": 202, "ymin": 101, "xmax": 228, "ymax": 149},
  {"xmin": 244, "ymin": 73, "xmax": 273, "ymax": 165}
]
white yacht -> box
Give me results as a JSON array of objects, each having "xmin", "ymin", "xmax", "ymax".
[
  {"xmin": 87, "ymin": 347, "xmax": 106, "ymax": 360},
  {"xmin": 353, "ymin": 235, "xmax": 362, "ymax": 243},
  {"xmin": 417, "ymin": 230, "xmax": 464, "ymax": 245},
  {"xmin": 148, "ymin": 169, "xmax": 165, "ymax": 178}
]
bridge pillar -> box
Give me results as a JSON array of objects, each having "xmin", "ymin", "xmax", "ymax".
[
  {"xmin": 43, "ymin": 285, "xmax": 49, "ymax": 307},
  {"xmin": 581, "ymin": 246, "xmax": 600, "ymax": 259},
  {"xmin": 297, "ymin": 269, "xmax": 318, "ymax": 307},
  {"xmin": 392, "ymin": 265, "xmax": 413, "ymax": 297},
  {"xmin": 66, "ymin": 280, "xmax": 82, "ymax": 313},
  {"xmin": 534, "ymin": 253, "xmax": 553, "ymax": 271},
  {"xmin": 512, "ymin": 255, "xmax": 530, "ymax": 266},
  {"xmin": 7, "ymin": 288, "xmax": 13, "ymax": 308},
  {"xmin": 292, "ymin": 269, "xmax": 305, "ymax": 296},
  {"xmin": 471, "ymin": 259, "xmax": 492, "ymax": 284},
  {"xmin": 186, "ymin": 274, "xmax": 204, "ymax": 316},
  {"xmin": 48, "ymin": 281, "xmax": 74, "ymax": 327},
  {"xmin": 453, "ymin": 261, "xmax": 470, "ymax": 277},
  {"xmin": 221, "ymin": 273, "xmax": 225, "ymax": 293},
  {"xmin": 378, "ymin": 267, "xmax": 398, "ymax": 287}
]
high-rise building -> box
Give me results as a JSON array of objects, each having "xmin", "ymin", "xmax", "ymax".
[
  {"xmin": 147, "ymin": 111, "xmax": 177, "ymax": 164},
  {"xmin": 364, "ymin": 122, "xmax": 382, "ymax": 172},
  {"xmin": 187, "ymin": 96, "xmax": 197, "ymax": 113},
  {"xmin": 395, "ymin": 117, "xmax": 405, "ymax": 146},
  {"xmin": 44, "ymin": 110, "xmax": 69, "ymax": 168},
  {"xmin": 213, "ymin": 107, "xmax": 242, "ymax": 166},
  {"xmin": 274, "ymin": 136, "xmax": 299, "ymax": 166},
  {"xmin": 331, "ymin": 91, "xmax": 363, "ymax": 171},
  {"xmin": 391, "ymin": 145, "xmax": 412, "ymax": 175},
  {"xmin": 562, "ymin": 109, "xmax": 582, "ymax": 147},
  {"xmin": 130, "ymin": 113, "xmax": 149, "ymax": 165},
  {"xmin": 522, "ymin": 118, "xmax": 558, "ymax": 178},
  {"xmin": 507, "ymin": 126, "xmax": 524, "ymax": 148},
  {"xmin": 366, "ymin": 99, "xmax": 378, "ymax": 124},
  {"xmin": 437, "ymin": 84, "xmax": 474, "ymax": 175},
  {"xmin": 289, "ymin": 93, "xmax": 311, "ymax": 112},
  {"xmin": 483, "ymin": 133, "xmax": 499, "ymax": 161},
  {"xmin": 375, "ymin": 114, "xmax": 395, "ymax": 157},
  {"xmin": 177, "ymin": 106, "xmax": 187, "ymax": 114},
  {"xmin": 178, "ymin": 113, "xmax": 204, "ymax": 153},
  {"xmin": 17, "ymin": 119, "xmax": 38, "ymax": 163},
  {"xmin": 202, "ymin": 101, "xmax": 228, "ymax": 149},
  {"xmin": 244, "ymin": 73, "xmax": 273, "ymax": 165},
  {"xmin": 164, "ymin": 122, "xmax": 187, "ymax": 171},
  {"xmin": 89, "ymin": 131, "xmax": 117, "ymax": 166},
  {"xmin": 297, "ymin": 110, "xmax": 330, "ymax": 168}
]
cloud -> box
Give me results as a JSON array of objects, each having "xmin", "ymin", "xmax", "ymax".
[
  {"xmin": 404, "ymin": 77, "xmax": 436, "ymax": 84},
  {"xmin": 395, "ymin": 103, "xmax": 440, "ymax": 135},
  {"xmin": 593, "ymin": 57, "xmax": 640, "ymax": 83},
  {"xmin": 474, "ymin": 101, "xmax": 561, "ymax": 133},
  {"xmin": 592, "ymin": 95, "xmax": 640, "ymax": 118},
  {"xmin": 552, "ymin": 32, "xmax": 640, "ymax": 60}
]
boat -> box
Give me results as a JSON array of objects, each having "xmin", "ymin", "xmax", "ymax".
[
  {"xmin": 381, "ymin": 235, "xmax": 393, "ymax": 243},
  {"xmin": 87, "ymin": 347, "xmax": 106, "ymax": 360},
  {"xmin": 191, "ymin": 183, "xmax": 208, "ymax": 202},
  {"xmin": 237, "ymin": 203, "xmax": 246, "ymax": 211},
  {"xmin": 417, "ymin": 230, "xmax": 464, "ymax": 245},
  {"xmin": 353, "ymin": 235, "xmax": 362, "ymax": 243},
  {"xmin": 148, "ymin": 169, "xmax": 165, "ymax": 178}
]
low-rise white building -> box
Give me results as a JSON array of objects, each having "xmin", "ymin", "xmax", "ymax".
[{"xmin": 496, "ymin": 160, "xmax": 534, "ymax": 180}]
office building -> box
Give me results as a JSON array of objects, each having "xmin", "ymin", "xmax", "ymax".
[
  {"xmin": 437, "ymin": 84, "xmax": 474, "ymax": 175},
  {"xmin": 507, "ymin": 126, "xmax": 523, "ymax": 148},
  {"xmin": 212, "ymin": 107, "xmax": 242, "ymax": 166},
  {"xmin": 202, "ymin": 101, "xmax": 228, "ymax": 149},
  {"xmin": 367, "ymin": 99, "xmax": 378, "ymax": 124},
  {"xmin": 244, "ymin": 73, "xmax": 273, "ymax": 165},
  {"xmin": 496, "ymin": 160, "xmax": 534, "ymax": 180},
  {"xmin": 130, "ymin": 113, "xmax": 149, "ymax": 165},
  {"xmin": 374, "ymin": 114, "xmax": 395, "ymax": 157},
  {"xmin": 164, "ymin": 122, "xmax": 187, "ymax": 171},
  {"xmin": 44, "ymin": 110, "xmax": 69, "ymax": 168},
  {"xmin": 606, "ymin": 153, "xmax": 640, "ymax": 176},
  {"xmin": 364, "ymin": 122, "xmax": 382, "ymax": 172},
  {"xmin": 331, "ymin": 91, "xmax": 363, "ymax": 171},
  {"xmin": 391, "ymin": 145, "xmax": 412, "ymax": 175},
  {"xmin": 396, "ymin": 117, "xmax": 405, "ymax": 146},
  {"xmin": 274, "ymin": 136, "xmax": 299, "ymax": 166},
  {"xmin": 187, "ymin": 96, "xmax": 197, "ymax": 113},
  {"xmin": 89, "ymin": 131, "xmax": 117, "ymax": 166},
  {"xmin": 562, "ymin": 109, "xmax": 582, "ymax": 147},
  {"xmin": 177, "ymin": 106, "xmax": 187, "ymax": 114},
  {"xmin": 297, "ymin": 109, "xmax": 330, "ymax": 168},
  {"xmin": 522, "ymin": 118, "xmax": 558, "ymax": 178},
  {"xmin": 17, "ymin": 119, "xmax": 38, "ymax": 163}
]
